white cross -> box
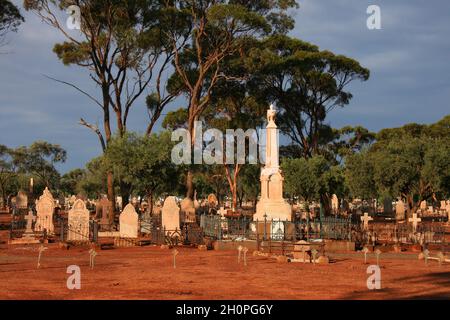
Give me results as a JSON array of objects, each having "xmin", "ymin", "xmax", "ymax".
[
  {"xmin": 218, "ymin": 207, "xmax": 227, "ymax": 217},
  {"xmin": 408, "ymin": 213, "xmax": 421, "ymax": 232},
  {"xmin": 360, "ymin": 212, "xmax": 373, "ymax": 231}
]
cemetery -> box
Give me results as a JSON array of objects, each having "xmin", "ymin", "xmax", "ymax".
[
  {"xmin": 1, "ymin": 103, "xmax": 449, "ymax": 300},
  {"xmin": 1, "ymin": 1, "xmax": 450, "ymax": 301}
]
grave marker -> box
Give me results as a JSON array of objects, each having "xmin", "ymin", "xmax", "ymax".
[
  {"xmin": 360, "ymin": 212, "xmax": 373, "ymax": 231},
  {"xmin": 68, "ymin": 199, "xmax": 90, "ymax": 241},
  {"xmin": 119, "ymin": 204, "xmax": 139, "ymax": 238},
  {"xmin": 162, "ymin": 196, "xmax": 180, "ymax": 234},
  {"xmin": 35, "ymin": 187, "xmax": 55, "ymax": 234},
  {"xmin": 408, "ymin": 213, "xmax": 422, "ymax": 232}
]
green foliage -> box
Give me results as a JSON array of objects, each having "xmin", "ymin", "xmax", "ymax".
[
  {"xmin": 283, "ymin": 156, "xmax": 329, "ymax": 201},
  {"xmin": 60, "ymin": 169, "xmax": 86, "ymax": 196},
  {"xmin": 104, "ymin": 131, "xmax": 179, "ymax": 198},
  {"xmin": 0, "ymin": 0, "xmax": 24, "ymax": 37},
  {"xmin": 345, "ymin": 150, "xmax": 377, "ymax": 200},
  {"xmin": 344, "ymin": 116, "xmax": 450, "ymax": 211},
  {"xmin": 77, "ymin": 157, "xmax": 107, "ymax": 198},
  {"xmin": 247, "ymin": 34, "xmax": 370, "ymax": 158},
  {"xmin": 12, "ymin": 141, "xmax": 66, "ymax": 188}
]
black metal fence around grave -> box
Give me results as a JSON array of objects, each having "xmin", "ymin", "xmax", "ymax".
[
  {"xmin": 140, "ymin": 217, "xmax": 204, "ymax": 246},
  {"xmin": 365, "ymin": 222, "xmax": 446, "ymax": 246},
  {"xmin": 55, "ymin": 215, "xmax": 99, "ymax": 243},
  {"xmin": 200, "ymin": 215, "xmax": 355, "ymax": 242}
]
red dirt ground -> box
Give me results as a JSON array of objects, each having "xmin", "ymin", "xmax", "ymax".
[{"xmin": 1, "ymin": 242, "xmax": 449, "ymax": 300}]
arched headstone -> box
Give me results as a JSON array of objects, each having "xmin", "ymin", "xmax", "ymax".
[
  {"xmin": 68, "ymin": 199, "xmax": 90, "ymax": 241},
  {"xmin": 119, "ymin": 204, "xmax": 139, "ymax": 238},
  {"xmin": 35, "ymin": 187, "xmax": 55, "ymax": 234}
]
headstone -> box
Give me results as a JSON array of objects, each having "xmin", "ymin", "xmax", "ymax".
[
  {"xmin": 207, "ymin": 194, "xmax": 218, "ymax": 207},
  {"xmin": 35, "ymin": 187, "xmax": 55, "ymax": 234},
  {"xmin": 69, "ymin": 195, "xmax": 77, "ymax": 208},
  {"xmin": 395, "ymin": 199, "xmax": 406, "ymax": 221},
  {"xmin": 360, "ymin": 212, "xmax": 373, "ymax": 231},
  {"xmin": 331, "ymin": 194, "xmax": 339, "ymax": 214},
  {"xmin": 99, "ymin": 196, "xmax": 113, "ymax": 225},
  {"xmin": 116, "ymin": 196, "xmax": 123, "ymax": 211},
  {"xmin": 131, "ymin": 196, "xmax": 139, "ymax": 207},
  {"xmin": 271, "ymin": 220, "xmax": 285, "ymax": 240},
  {"xmin": 68, "ymin": 199, "xmax": 90, "ymax": 241},
  {"xmin": 180, "ymin": 197, "xmax": 196, "ymax": 223},
  {"xmin": 17, "ymin": 191, "xmax": 28, "ymax": 209},
  {"xmin": 446, "ymin": 201, "xmax": 450, "ymax": 221},
  {"xmin": 383, "ymin": 197, "xmax": 393, "ymax": 214},
  {"xmin": 408, "ymin": 213, "xmax": 422, "ymax": 233},
  {"xmin": 162, "ymin": 196, "xmax": 180, "ymax": 233},
  {"xmin": 24, "ymin": 210, "xmax": 36, "ymax": 234},
  {"xmin": 218, "ymin": 207, "xmax": 227, "ymax": 217},
  {"xmin": 119, "ymin": 204, "xmax": 139, "ymax": 238},
  {"xmin": 420, "ymin": 200, "xmax": 427, "ymax": 211}
]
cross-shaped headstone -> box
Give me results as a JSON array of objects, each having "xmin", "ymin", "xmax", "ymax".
[
  {"xmin": 218, "ymin": 207, "xmax": 227, "ymax": 217},
  {"xmin": 25, "ymin": 210, "xmax": 36, "ymax": 234},
  {"xmin": 360, "ymin": 212, "xmax": 373, "ymax": 231},
  {"xmin": 408, "ymin": 213, "xmax": 422, "ymax": 232}
]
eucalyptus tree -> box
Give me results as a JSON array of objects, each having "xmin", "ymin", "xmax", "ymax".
[
  {"xmin": 24, "ymin": 0, "xmax": 180, "ymax": 211},
  {"xmin": 161, "ymin": 0, "xmax": 298, "ymax": 199}
]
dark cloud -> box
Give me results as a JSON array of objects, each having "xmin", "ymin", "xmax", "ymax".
[{"xmin": 1, "ymin": 0, "xmax": 449, "ymax": 172}]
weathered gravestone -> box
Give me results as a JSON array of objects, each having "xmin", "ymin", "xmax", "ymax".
[
  {"xmin": 383, "ymin": 197, "xmax": 393, "ymax": 214},
  {"xmin": 395, "ymin": 199, "xmax": 406, "ymax": 221},
  {"xmin": 207, "ymin": 194, "xmax": 218, "ymax": 207},
  {"xmin": 68, "ymin": 199, "xmax": 90, "ymax": 241},
  {"xmin": 180, "ymin": 197, "xmax": 196, "ymax": 223},
  {"xmin": 420, "ymin": 200, "xmax": 427, "ymax": 211},
  {"xmin": 360, "ymin": 212, "xmax": 373, "ymax": 231},
  {"xmin": 98, "ymin": 196, "xmax": 113, "ymax": 226},
  {"xmin": 17, "ymin": 191, "xmax": 28, "ymax": 209},
  {"xmin": 35, "ymin": 187, "xmax": 55, "ymax": 234},
  {"xmin": 162, "ymin": 196, "xmax": 180, "ymax": 234},
  {"xmin": 408, "ymin": 213, "xmax": 422, "ymax": 233},
  {"xmin": 119, "ymin": 204, "xmax": 139, "ymax": 238},
  {"xmin": 331, "ymin": 194, "xmax": 339, "ymax": 214}
]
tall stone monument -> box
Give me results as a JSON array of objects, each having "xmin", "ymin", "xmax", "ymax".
[{"xmin": 253, "ymin": 104, "xmax": 292, "ymax": 221}]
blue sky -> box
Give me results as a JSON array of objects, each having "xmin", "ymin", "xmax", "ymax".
[{"xmin": 1, "ymin": 0, "xmax": 449, "ymax": 173}]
